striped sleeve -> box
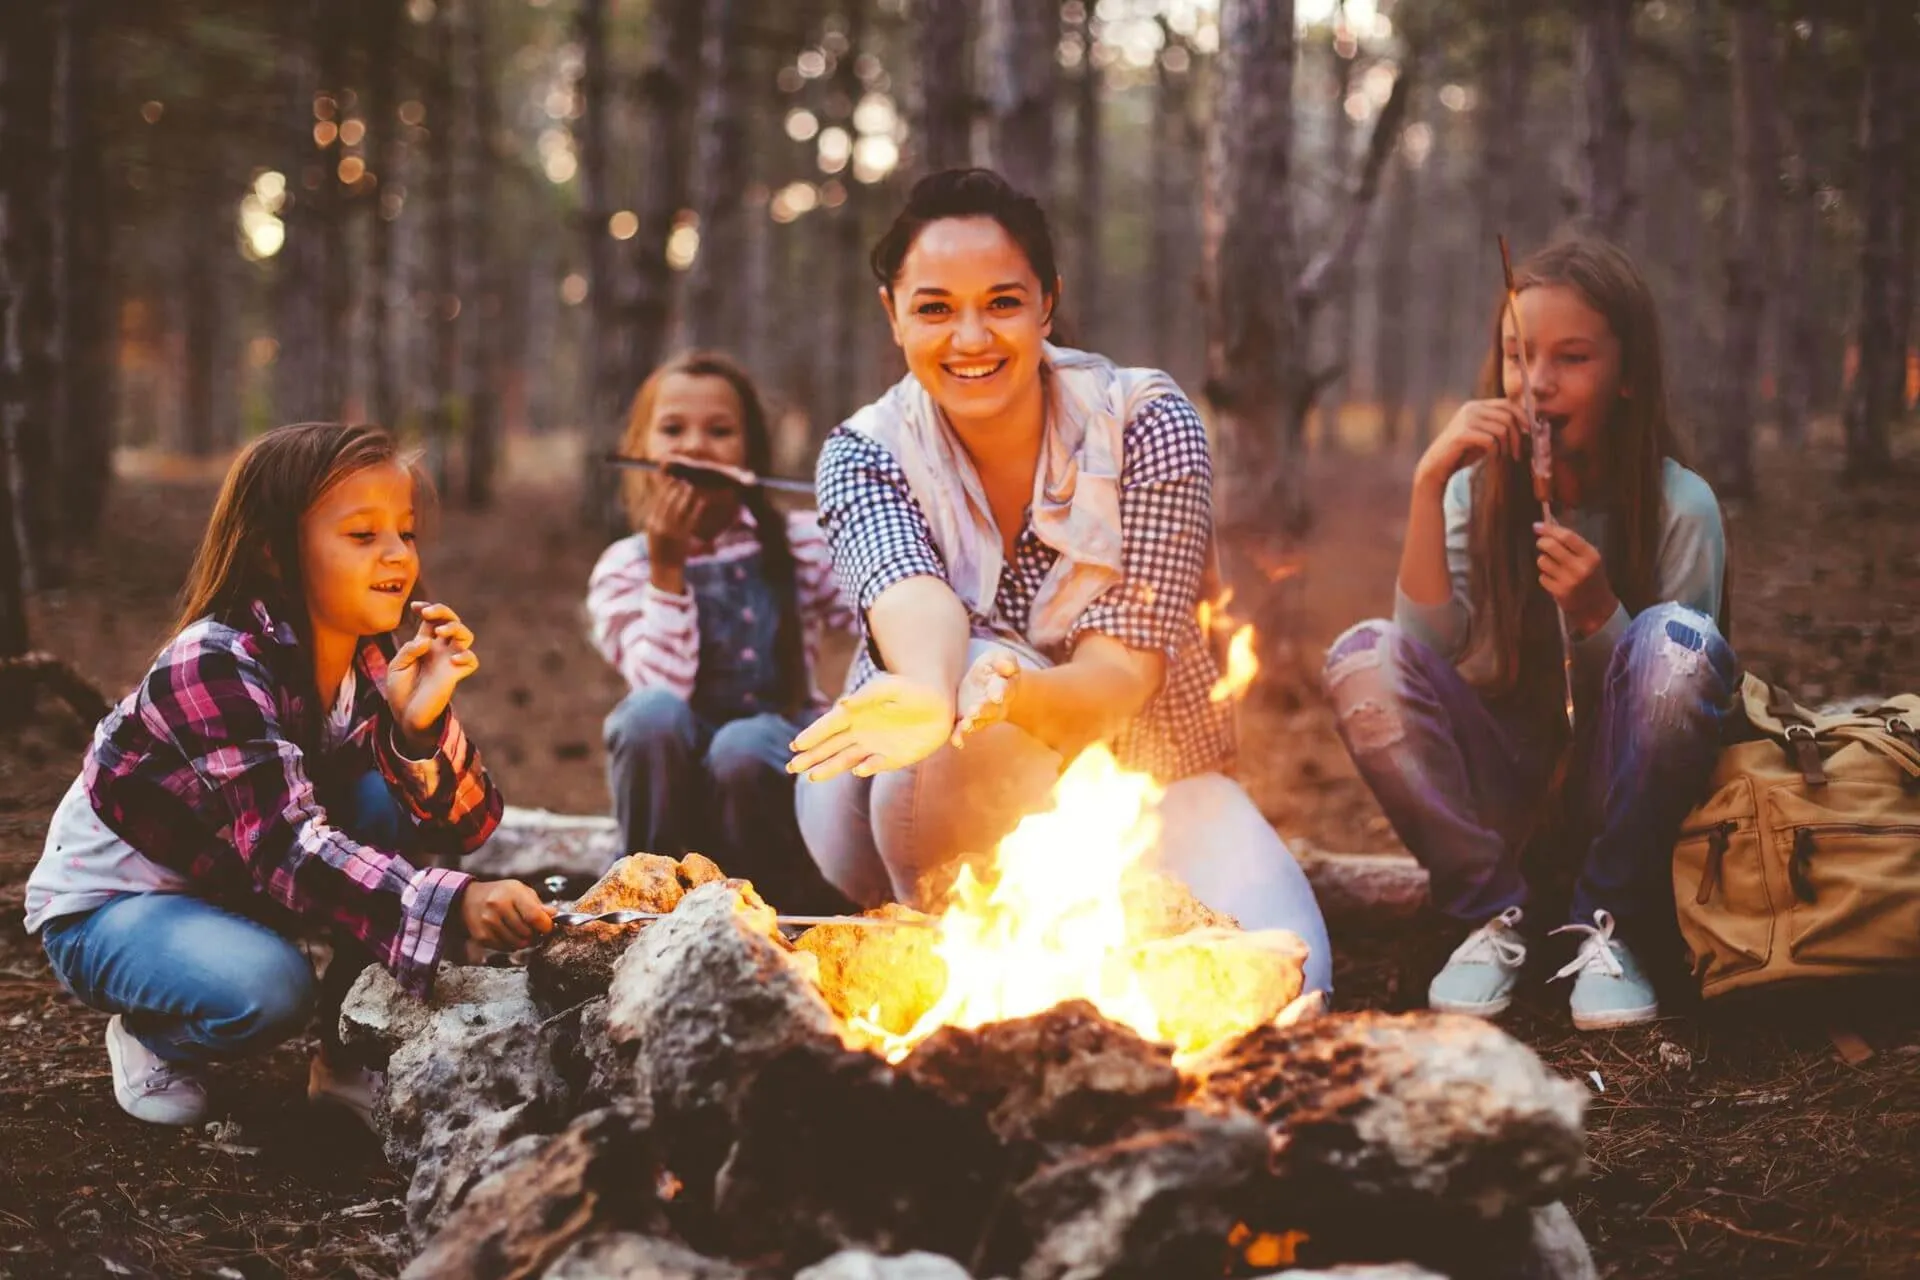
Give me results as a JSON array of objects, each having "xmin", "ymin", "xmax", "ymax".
[
  {"xmin": 788, "ymin": 508, "xmax": 856, "ymax": 637},
  {"xmin": 586, "ymin": 535, "xmax": 700, "ymax": 700}
]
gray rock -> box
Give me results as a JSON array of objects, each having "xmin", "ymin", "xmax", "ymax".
[
  {"xmin": 1256, "ymin": 1268, "xmax": 1446, "ymax": 1280},
  {"xmin": 1294, "ymin": 850, "xmax": 1429, "ymax": 922},
  {"xmin": 1189, "ymin": 1012, "xmax": 1587, "ymax": 1221},
  {"xmin": 605, "ymin": 880, "xmax": 848, "ymax": 1162},
  {"xmin": 401, "ymin": 1106, "xmax": 664, "ymax": 1280},
  {"xmin": 796, "ymin": 1251, "xmax": 977, "ymax": 1280},
  {"xmin": 1524, "ymin": 1203, "xmax": 1597, "ymax": 1280},
  {"xmin": 1013, "ymin": 1110, "xmax": 1271, "ymax": 1280},
  {"xmin": 339, "ymin": 963, "xmax": 536, "ymax": 1066},
  {"xmin": 542, "ymin": 1232, "xmax": 745, "ymax": 1279}
]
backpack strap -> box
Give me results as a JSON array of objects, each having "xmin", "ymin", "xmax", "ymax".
[{"xmin": 1763, "ymin": 680, "xmax": 1828, "ymax": 788}]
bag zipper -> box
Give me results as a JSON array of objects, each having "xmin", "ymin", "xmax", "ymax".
[
  {"xmin": 1784, "ymin": 823, "xmax": 1920, "ymax": 905},
  {"xmin": 1682, "ymin": 819, "xmax": 1739, "ymax": 905}
]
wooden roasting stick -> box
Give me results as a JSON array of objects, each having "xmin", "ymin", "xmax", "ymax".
[
  {"xmin": 1499, "ymin": 235, "xmax": 1577, "ymax": 733},
  {"xmin": 602, "ymin": 453, "xmax": 816, "ymax": 496}
]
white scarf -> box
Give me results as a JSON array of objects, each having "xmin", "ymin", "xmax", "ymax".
[{"xmin": 843, "ymin": 343, "xmax": 1183, "ymax": 652}]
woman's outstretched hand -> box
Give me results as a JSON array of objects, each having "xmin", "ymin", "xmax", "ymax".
[
  {"xmin": 952, "ymin": 646, "xmax": 1022, "ymax": 746},
  {"xmin": 384, "ymin": 601, "xmax": 480, "ymax": 751},
  {"xmin": 788, "ymin": 675, "xmax": 955, "ymax": 782}
]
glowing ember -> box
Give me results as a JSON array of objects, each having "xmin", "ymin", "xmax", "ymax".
[{"xmin": 854, "ymin": 745, "xmax": 1307, "ymax": 1067}]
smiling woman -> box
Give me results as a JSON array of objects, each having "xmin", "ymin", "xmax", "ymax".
[{"xmin": 789, "ymin": 169, "xmax": 1333, "ymax": 996}]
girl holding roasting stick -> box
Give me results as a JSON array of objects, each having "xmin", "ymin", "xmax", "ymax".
[
  {"xmin": 786, "ymin": 168, "xmax": 1332, "ymax": 996},
  {"xmin": 1324, "ymin": 236, "xmax": 1739, "ymax": 1030}
]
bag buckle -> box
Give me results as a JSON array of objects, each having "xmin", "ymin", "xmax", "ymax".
[{"xmin": 1783, "ymin": 724, "xmax": 1827, "ymax": 787}]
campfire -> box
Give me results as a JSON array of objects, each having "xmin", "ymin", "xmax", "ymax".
[{"xmin": 338, "ymin": 725, "xmax": 1597, "ymax": 1280}]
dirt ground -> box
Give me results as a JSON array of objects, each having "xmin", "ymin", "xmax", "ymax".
[{"xmin": 1, "ymin": 426, "xmax": 1916, "ymax": 1278}]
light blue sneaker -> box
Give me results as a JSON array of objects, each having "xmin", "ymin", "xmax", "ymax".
[
  {"xmin": 1552, "ymin": 910, "xmax": 1659, "ymax": 1030},
  {"xmin": 1428, "ymin": 906, "xmax": 1527, "ymax": 1017}
]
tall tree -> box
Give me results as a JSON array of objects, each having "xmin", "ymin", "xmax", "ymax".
[
  {"xmin": 53, "ymin": 0, "xmax": 111, "ymax": 542},
  {"xmin": 685, "ymin": 0, "xmax": 750, "ymax": 348},
  {"xmin": 914, "ymin": 0, "xmax": 971, "ymax": 175},
  {"xmin": 1709, "ymin": 1, "xmax": 1780, "ymax": 500},
  {"xmin": 461, "ymin": 0, "xmax": 500, "ymax": 507},
  {"xmin": 364, "ymin": 0, "xmax": 405, "ymax": 433},
  {"xmin": 1066, "ymin": 1, "xmax": 1101, "ymax": 349},
  {"xmin": 1375, "ymin": 133, "xmax": 1419, "ymax": 450},
  {"xmin": 982, "ymin": 0, "xmax": 1058, "ymax": 204},
  {"xmin": 1317, "ymin": 15, "xmax": 1360, "ymax": 448},
  {"xmin": 424, "ymin": 0, "xmax": 462, "ymax": 493},
  {"xmin": 1148, "ymin": 18, "xmax": 1194, "ymax": 373},
  {"xmin": 1, "ymin": 0, "xmax": 63, "ymax": 589},
  {"xmin": 823, "ymin": 1, "xmax": 873, "ymax": 429},
  {"xmin": 1476, "ymin": 0, "xmax": 1532, "ymax": 256},
  {"xmin": 1843, "ymin": 0, "xmax": 1917, "ymax": 481},
  {"xmin": 1771, "ymin": 13, "xmax": 1829, "ymax": 450},
  {"xmin": 1575, "ymin": 0, "xmax": 1633, "ymax": 240},
  {"xmin": 277, "ymin": 0, "xmax": 326, "ymax": 422}
]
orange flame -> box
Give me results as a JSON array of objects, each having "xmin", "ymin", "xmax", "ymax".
[{"xmin": 1209, "ymin": 624, "xmax": 1259, "ymax": 703}]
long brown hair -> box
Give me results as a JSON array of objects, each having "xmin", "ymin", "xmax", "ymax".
[
  {"xmin": 619, "ymin": 351, "xmax": 807, "ymax": 715},
  {"xmin": 1464, "ymin": 236, "xmax": 1684, "ymax": 708},
  {"xmin": 172, "ymin": 423, "xmax": 424, "ymax": 642}
]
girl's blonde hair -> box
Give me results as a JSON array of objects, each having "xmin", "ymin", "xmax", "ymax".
[
  {"xmin": 173, "ymin": 423, "xmax": 427, "ymax": 640},
  {"xmin": 618, "ymin": 352, "xmax": 807, "ymax": 714},
  {"xmin": 1464, "ymin": 236, "xmax": 1700, "ymax": 708}
]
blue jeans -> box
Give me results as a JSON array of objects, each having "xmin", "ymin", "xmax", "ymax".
[
  {"xmin": 604, "ymin": 688, "xmax": 848, "ymax": 913},
  {"xmin": 1324, "ymin": 604, "xmax": 1739, "ymax": 948},
  {"xmin": 40, "ymin": 771, "xmax": 409, "ymax": 1065},
  {"xmin": 795, "ymin": 719, "xmax": 1336, "ymax": 997}
]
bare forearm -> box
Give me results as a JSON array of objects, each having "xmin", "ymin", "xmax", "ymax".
[
  {"xmin": 867, "ymin": 576, "xmax": 970, "ymax": 701},
  {"xmin": 1010, "ymin": 638, "xmax": 1161, "ymax": 758},
  {"xmin": 1398, "ymin": 471, "xmax": 1454, "ymax": 607}
]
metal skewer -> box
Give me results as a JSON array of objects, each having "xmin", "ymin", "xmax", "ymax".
[
  {"xmin": 549, "ymin": 909, "xmax": 935, "ymax": 931},
  {"xmin": 1500, "ymin": 235, "xmax": 1577, "ymax": 734},
  {"xmin": 601, "ymin": 453, "xmax": 816, "ymax": 496}
]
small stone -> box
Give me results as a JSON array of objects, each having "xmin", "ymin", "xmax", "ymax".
[
  {"xmin": 543, "ymin": 1231, "xmax": 746, "ymax": 1279},
  {"xmin": 796, "ymin": 1250, "xmax": 977, "ymax": 1280}
]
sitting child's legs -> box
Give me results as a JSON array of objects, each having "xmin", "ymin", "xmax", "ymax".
[
  {"xmin": 706, "ymin": 713, "xmax": 853, "ymax": 913},
  {"xmin": 604, "ymin": 688, "xmax": 702, "ymax": 857}
]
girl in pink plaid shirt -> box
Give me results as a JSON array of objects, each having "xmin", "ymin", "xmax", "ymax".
[{"xmin": 26, "ymin": 424, "xmax": 550, "ymax": 1129}]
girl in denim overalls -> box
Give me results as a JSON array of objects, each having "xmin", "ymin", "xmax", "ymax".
[{"xmin": 587, "ymin": 351, "xmax": 854, "ymax": 911}]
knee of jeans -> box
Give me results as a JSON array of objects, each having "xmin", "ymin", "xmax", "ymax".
[
  {"xmin": 1615, "ymin": 604, "xmax": 1736, "ymax": 712},
  {"xmin": 706, "ymin": 722, "xmax": 784, "ymax": 793},
  {"xmin": 1324, "ymin": 620, "xmax": 1412, "ymax": 756},
  {"xmin": 604, "ymin": 688, "xmax": 696, "ymax": 753},
  {"xmin": 212, "ymin": 949, "xmax": 317, "ymax": 1048}
]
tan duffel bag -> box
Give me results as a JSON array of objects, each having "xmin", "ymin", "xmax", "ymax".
[{"xmin": 1672, "ymin": 673, "xmax": 1920, "ymax": 998}]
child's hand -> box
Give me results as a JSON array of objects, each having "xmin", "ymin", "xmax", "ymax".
[
  {"xmin": 384, "ymin": 601, "xmax": 480, "ymax": 749},
  {"xmin": 787, "ymin": 674, "xmax": 956, "ymax": 781},
  {"xmin": 644, "ymin": 475, "xmax": 706, "ymax": 561},
  {"xmin": 1534, "ymin": 522, "xmax": 1620, "ymax": 636},
  {"xmin": 1415, "ymin": 399, "xmax": 1527, "ymax": 492},
  {"xmin": 460, "ymin": 879, "xmax": 552, "ymax": 951},
  {"xmin": 952, "ymin": 647, "xmax": 1022, "ymax": 746}
]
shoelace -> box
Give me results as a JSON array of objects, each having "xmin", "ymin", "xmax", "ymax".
[
  {"xmin": 134, "ymin": 1060, "xmax": 198, "ymax": 1097},
  {"xmin": 1549, "ymin": 909, "xmax": 1626, "ymax": 982},
  {"xmin": 1447, "ymin": 906, "xmax": 1527, "ymax": 968}
]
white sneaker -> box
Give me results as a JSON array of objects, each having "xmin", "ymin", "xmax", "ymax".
[
  {"xmin": 308, "ymin": 1052, "xmax": 383, "ymax": 1133},
  {"xmin": 105, "ymin": 1015, "xmax": 209, "ymax": 1126},
  {"xmin": 1552, "ymin": 910, "xmax": 1660, "ymax": 1031},
  {"xmin": 1427, "ymin": 907, "xmax": 1528, "ymax": 1017}
]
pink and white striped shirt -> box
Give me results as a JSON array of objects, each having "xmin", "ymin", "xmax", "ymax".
[{"xmin": 586, "ymin": 507, "xmax": 854, "ymax": 703}]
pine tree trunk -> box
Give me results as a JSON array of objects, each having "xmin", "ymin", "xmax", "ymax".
[
  {"xmin": 277, "ymin": 0, "xmax": 324, "ymax": 423},
  {"xmin": 686, "ymin": 0, "xmax": 749, "ymax": 348},
  {"xmin": 1317, "ymin": 30, "xmax": 1357, "ymax": 449},
  {"xmin": 1149, "ymin": 23, "xmax": 1193, "ymax": 373},
  {"xmin": 366, "ymin": 0, "xmax": 404, "ymax": 432},
  {"xmin": 57, "ymin": 0, "xmax": 110, "ymax": 540},
  {"xmin": 1, "ymin": 0, "xmax": 63, "ymax": 590},
  {"xmin": 1710, "ymin": 2, "xmax": 1777, "ymax": 500},
  {"xmin": 1842, "ymin": 0, "xmax": 1914, "ymax": 482},
  {"xmin": 1771, "ymin": 15, "xmax": 1826, "ymax": 451},
  {"xmin": 1376, "ymin": 140, "xmax": 1417, "ymax": 450},
  {"xmin": 0, "ymin": 10, "xmax": 40, "ymax": 707},
  {"xmin": 1206, "ymin": 0, "xmax": 1303, "ymax": 530},
  {"xmin": 425, "ymin": 1, "xmax": 459, "ymax": 493},
  {"xmin": 462, "ymin": 0, "xmax": 499, "ymax": 507},
  {"xmin": 983, "ymin": 0, "xmax": 1058, "ymax": 205},
  {"xmin": 181, "ymin": 189, "xmax": 225, "ymax": 457},
  {"xmin": 1068, "ymin": 0, "xmax": 1100, "ymax": 350},
  {"xmin": 915, "ymin": 0, "xmax": 971, "ymax": 175},
  {"xmin": 1477, "ymin": 0, "xmax": 1531, "ymax": 259},
  {"xmin": 1575, "ymin": 0, "xmax": 1633, "ymax": 240},
  {"xmin": 823, "ymin": 1, "xmax": 873, "ymax": 429},
  {"xmin": 575, "ymin": 0, "xmax": 619, "ymax": 525}
]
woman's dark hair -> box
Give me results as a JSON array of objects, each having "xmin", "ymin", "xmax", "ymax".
[
  {"xmin": 869, "ymin": 168, "xmax": 1059, "ymax": 304},
  {"xmin": 619, "ymin": 350, "xmax": 808, "ymax": 717}
]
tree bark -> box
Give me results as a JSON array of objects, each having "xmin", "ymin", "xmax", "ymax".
[
  {"xmin": 982, "ymin": 0, "xmax": 1058, "ymax": 205},
  {"xmin": 1575, "ymin": 0, "xmax": 1633, "ymax": 241},
  {"xmin": 1205, "ymin": 0, "xmax": 1303, "ymax": 530},
  {"xmin": 53, "ymin": 0, "xmax": 111, "ymax": 543},
  {"xmin": 1842, "ymin": 0, "xmax": 1914, "ymax": 482},
  {"xmin": 1149, "ymin": 21, "xmax": 1194, "ymax": 376},
  {"xmin": 1, "ymin": 0, "xmax": 63, "ymax": 590},
  {"xmin": 1710, "ymin": 1, "xmax": 1778, "ymax": 500},
  {"xmin": 686, "ymin": 0, "xmax": 750, "ymax": 349},
  {"xmin": 1068, "ymin": 0, "xmax": 1100, "ymax": 350},
  {"xmin": 425, "ymin": 0, "xmax": 460, "ymax": 494},
  {"xmin": 1771, "ymin": 14, "xmax": 1827, "ymax": 451},
  {"xmin": 277, "ymin": 0, "xmax": 325, "ymax": 423},
  {"xmin": 462, "ymin": 0, "xmax": 500, "ymax": 507},
  {"xmin": 180, "ymin": 188, "xmax": 226, "ymax": 458},
  {"xmin": 1375, "ymin": 140, "xmax": 1418, "ymax": 450},
  {"xmin": 1317, "ymin": 25, "xmax": 1358, "ymax": 450},
  {"xmin": 823, "ymin": 1, "xmax": 873, "ymax": 430},
  {"xmin": 366, "ymin": 0, "xmax": 405, "ymax": 433},
  {"xmin": 914, "ymin": 0, "xmax": 971, "ymax": 175},
  {"xmin": 1476, "ymin": 0, "xmax": 1531, "ymax": 261}
]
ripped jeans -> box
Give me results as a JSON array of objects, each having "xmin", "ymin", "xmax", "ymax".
[{"xmin": 1323, "ymin": 603, "xmax": 1739, "ymax": 947}]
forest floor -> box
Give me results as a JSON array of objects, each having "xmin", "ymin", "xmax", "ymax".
[{"xmin": 1, "ymin": 424, "xmax": 1917, "ymax": 1278}]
